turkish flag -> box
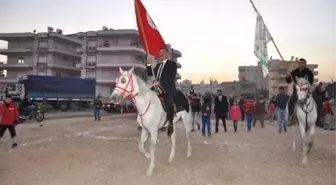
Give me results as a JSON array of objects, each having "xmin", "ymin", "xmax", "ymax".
[{"xmin": 135, "ymin": 0, "xmax": 166, "ymax": 58}]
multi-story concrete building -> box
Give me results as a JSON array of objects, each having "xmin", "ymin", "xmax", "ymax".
[
  {"xmin": 238, "ymin": 61, "xmax": 268, "ymax": 90},
  {"xmin": 0, "ymin": 31, "xmax": 82, "ymax": 83},
  {"xmin": 268, "ymin": 58, "xmax": 318, "ymax": 96},
  {"xmin": 0, "ymin": 27, "xmax": 182, "ymax": 101},
  {"xmin": 178, "ymin": 81, "xmax": 257, "ymax": 98}
]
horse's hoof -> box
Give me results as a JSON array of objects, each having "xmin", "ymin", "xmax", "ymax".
[
  {"xmin": 302, "ymin": 158, "xmax": 308, "ymax": 165},
  {"xmin": 146, "ymin": 168, "xmax": 153, "ymax": 176},
  {"xmin": 168, "ymin": 156, "xmax": 174, "ymax": 163},
  {"xmin": 187, "ymin": 151, "xmax": 191, "ymax": 158}
]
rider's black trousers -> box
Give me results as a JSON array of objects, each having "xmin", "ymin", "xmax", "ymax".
[{"xmin": 165, "ymin": 90, "xmax": 175, "ymax": 125}]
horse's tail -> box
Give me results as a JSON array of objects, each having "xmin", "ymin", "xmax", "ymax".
[{"xmin": 175, "ymin": 90, "xmax": 190, "ymax": 113}]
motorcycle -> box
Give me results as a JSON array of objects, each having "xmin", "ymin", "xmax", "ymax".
[{"xmin": 18, "ymin": 103, "xmax": 45, "ymax": 123}]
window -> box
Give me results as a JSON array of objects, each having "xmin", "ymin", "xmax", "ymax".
[
  {"xmin": 63, "ymin": 56, "xmax": 67, "ymax": 61},
  {"xmin": 112, "ymin": 39, "xmax": 118, "ymax": 46},
  {"xmin": 56, "ymin": 72, "xmax": 61, "ymax": 77},
  {"xmin": 18, "ymin": 58, "xmax": 24, "ymax": 64},
  {"xmin": 38, "ymin": 56, "xmax": 47, "ymax": 63},
  {"xmin": 38, "ymin": 41, "xmax": 47, "ymax": 48},
  {"xmin": 103, "ymin": 41, "xmax": 109, "ymax": 47},
  {"xmin": 86, "ymin": 71, "xmax": 96, "ymax": 79}
]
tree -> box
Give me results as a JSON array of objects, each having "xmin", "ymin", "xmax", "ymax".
[{"xmin": 200, "ymin": 80, "xmax": 205, "ymax": 84}]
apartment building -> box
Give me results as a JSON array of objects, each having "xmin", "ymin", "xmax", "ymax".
[
  {"xmin": 268, "ymin": 58, "xmax": 318, "ymax": 96},
  {"xmin": 0, "ymin": 27, "xmax": 182, "ymax": 101},
  {"xmin": 238, "ymin": 61, "xmax": 268, "ymax": 90}
]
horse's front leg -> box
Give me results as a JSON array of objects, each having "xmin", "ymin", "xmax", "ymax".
[
  {"xmin": 299, "ymin": 123, "xmax": 309, "ymax": 164},
  {"xmin": 168, "ymin": 124, "xmax": 177, "ymax": 163},
  {"xmin": 292, "ymin": 126, "xmax": 296, "ymax": 151},
  {"xmin": 139, "ymin": 128, "xmax": 150, "ymax": 159},
  {"xmin": 147, "ymin": 129, "xmax": 158, "ymax": 176},
  {"xmin": 182, "ymin": 112, "xmax": 192, "ymax": 158}
]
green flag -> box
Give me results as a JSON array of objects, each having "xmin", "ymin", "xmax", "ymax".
[{"xmin": 254, "ymin": 13, "xmax": 272, "ymax": 77}]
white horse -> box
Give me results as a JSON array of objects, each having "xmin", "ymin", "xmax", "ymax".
[
  {"xmin": 291, "ymin": 76, "xmax": 318, "ymax": 164},
  {"xmin": 111, "ymin": 67, "xmax": 192, "ymax": 176}
]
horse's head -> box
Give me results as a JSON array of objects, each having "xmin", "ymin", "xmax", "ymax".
[
  {"xmin": 111, "ymin": 67, "xmax": 139, "ymax": 100},
  {"xmin": 295, "ymin": 75, "xmax": 311, "ymax": 103}
]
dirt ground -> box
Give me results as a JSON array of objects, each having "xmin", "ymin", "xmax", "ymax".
[{"xmin": 0, "ymin": 115, "xmax": 335, "ymax": 185}]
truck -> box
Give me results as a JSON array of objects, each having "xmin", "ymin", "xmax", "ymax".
[{"xmin": 0, "ymin": 75, "xmax": 96, "ymax": 112}]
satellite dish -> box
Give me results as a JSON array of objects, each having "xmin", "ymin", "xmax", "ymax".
[{"xmin": 56, "ymin": 29, "xmax": 63, "ymax": 34}]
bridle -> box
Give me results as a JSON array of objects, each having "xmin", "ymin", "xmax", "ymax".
[
  {"xmin": 296, "ymin": 82, "xmax": 311, "ymax": 105},
  {"xmin": 296, "ymin": 81, "xmax": 314, "ymax": 132},
  {"xmin": 114, "ymin": 73, "xmax": 151, "ymax": 117}
]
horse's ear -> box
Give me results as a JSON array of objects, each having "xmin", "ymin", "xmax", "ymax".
[
  {"xmin": 295, "ymin": 76, "xmax": 299, "ymax": 82},
  {"xmin": 304, "ymin": 75, "xmax": 308, "ymax": 81},
  {"xmin": 128, "ymin": 67, "xmax": 134, "ymax": 74},
  {"xmin": 119, "ymin": 67, "xmax": 124, "ymax": 74}
]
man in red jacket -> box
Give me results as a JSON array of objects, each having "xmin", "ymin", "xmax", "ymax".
[{"xmin": 0, "ymin": 95, "xmax": 19, "ymax": 148}]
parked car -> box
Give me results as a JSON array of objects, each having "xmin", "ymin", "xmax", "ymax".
[{"xmin": 102, "ymin": 99, "xmax": 136, "ymax": 113}]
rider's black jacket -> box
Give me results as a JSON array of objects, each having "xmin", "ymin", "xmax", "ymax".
[{"xmin": 286, "ymin": 67, "xmax": 314, "ymax": 85}]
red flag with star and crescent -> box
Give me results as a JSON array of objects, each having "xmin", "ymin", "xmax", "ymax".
[{"xmin": 135, "ymin": 0, "xmax": 166, "ymax": 58}]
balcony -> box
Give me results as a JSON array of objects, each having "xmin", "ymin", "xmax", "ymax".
[
  {"xmin": 176, "ymin": 62, "xmax": 182, "ymax": 68},
  {"xmin": 48, "ymin": 63, "xmax": 81, "ymax": 71},
  {"xmin": 76, "ymin": 48, "xmax": 83, "ymax": 54},
  {"xmin": 0, "ymin": 33, "xmax": 35, "ymax": 41},
  {"xmin": 176, "ymin": 73, "xmax": 181, "ymax": 80},
  {"xmin": 0, "ymin": 47, "xmax": 34, "ymax": 55},
  {"xmin": 37, "ymin": 32, "xmax": 48, "ymax": 39},
  {"xmin": 36, "ymin": 46, "xmax": 48, "ymax": 54},
  {"xmin": 0, "ymin": 63, "xmax": 32, "ymax": 69},
  {"xmin": 49, "ymin": 48, "xmax": 81, "ymax": 58},
  {"xmin": 269, "ymin": 73, "xmax": 287, "ymax": 79},
  {"xmin": 97, "ymin": 46, "xmax": 146, "ymax": 56},
  {"xmin": 49, "ymin": 32, "xmax": 82, "ymax": 45},
  {"xmin": 86, "ymin": 46, "xmax": 97, "ymax": 53},
  {"xmin": 171, "ymin": 49, "xmax": 182, "ymax": 58},
  {"xmin": 0, "ymin": 77, "xmax": 18, "ymax": 84},
  {"xmin": 96, "ymin": 78, "xmax": 116, "ymax": 84},
  {"xmin": 85, "ymin": 62, "xmax": 96, "ymax": 68},
  {"xmin": 96, "ymin": 61, "xmax": 146, "ymax": 69}
]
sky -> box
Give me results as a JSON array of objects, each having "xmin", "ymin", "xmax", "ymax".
[{"xmin": 0, "ymin": 0, "xmax": 335, "ymax": 83}]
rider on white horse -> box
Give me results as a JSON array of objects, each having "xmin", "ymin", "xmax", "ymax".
[
  {"xmin": 147, "ymin": 46, "xmax": 177, "ymax": 137},
  {"xmin": 286, "ymin": 58, "xmax": 325, "ymax": 126}
]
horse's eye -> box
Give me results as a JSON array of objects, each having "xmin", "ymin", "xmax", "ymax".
[{"xmin": 120, "ymin": 77, "xmax": 127, "ymax": 84}]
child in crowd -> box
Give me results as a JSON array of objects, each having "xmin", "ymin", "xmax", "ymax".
[
  {"xmin": 201, "ymin": 97, "xmax": 212, "ymax": 137},
  {"xmin": 230, "ymin": 100, "xmax": 241, "ymax": 132},
  {"xmin": 323, "ymin": 97, "xmax": 334, "ymax": 130},
  {"xmin": 243, "ymin": 97, "xmax": 255, "ymax": 132}
]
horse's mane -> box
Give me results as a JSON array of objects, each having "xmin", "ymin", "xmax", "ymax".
[
  {"xmin": 133, "ymin": 74, "xmax": 151, "ymax": 95},
  {"xmin": 296, "ymin": 77, "xmax": 310, "ymax": 86}
]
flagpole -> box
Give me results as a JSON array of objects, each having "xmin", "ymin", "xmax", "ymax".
[
  {"xmin": 135, "ymin": 0, "xmax": 155, "ymax": 83},
  {"xmin": 249, "ymin": 0, "xmax": 284, "ymax": 61}
]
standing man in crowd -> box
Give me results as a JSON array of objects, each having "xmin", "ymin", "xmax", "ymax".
[
  {"xmin": 214, "ymin": 89, "xmax": 228, "ymax": 133},
  {"xmin": 275, "ymin": 87, "xmax": 290, "ymax": 133},
  {"xmin": 286, "ymin": 58, "xmax": 325, "ymax": 126},
  {"xmin": 190, "ymin": 93, "xmax": 201, "ymax": 131},
  {"xmin": 147, "ymin": 47, "xmax": 177, "ymax": 137},
  {"xmin": 93, "ymin": 95, "xmax": 103, "ymax": 121},
  {"xmin": 0, "ymin": 95, "xmax": 19, "ymax": 148},
  {"xmin": 252, "ymin": 95, "xmax": 267, "ymax": 128}
]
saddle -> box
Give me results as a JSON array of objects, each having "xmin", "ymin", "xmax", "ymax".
[{"xmin": 149, "ymin": 85, "xmax": 179, "ymax": 113}]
